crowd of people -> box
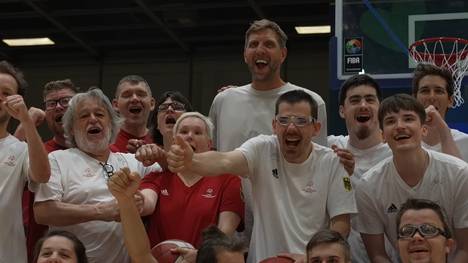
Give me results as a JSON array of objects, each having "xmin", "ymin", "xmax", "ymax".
[{"xmin": 0, "ymin": 18, "xmax": 467, "ymax": 263}]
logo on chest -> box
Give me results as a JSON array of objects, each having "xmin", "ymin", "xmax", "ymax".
[
  {"xmin": 302, "ymin": 180, "xmax": 317, "ymax": 193},
  {"xmin": 82, "ymin": 168, "xmax": 95, "ymax": 178},
  {"xmin": 3, "ymin": 155, "xmax": 16, "ymax": 167},
  {"xmin": 201, "ymin": 188, "xmax": 216, "ymax": 199},
  {"xmin": 160, "ymin": 189, "xmax": 169, "ymax": 196}
]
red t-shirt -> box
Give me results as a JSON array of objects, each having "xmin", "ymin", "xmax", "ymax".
[
  {"xmin": 110, "ymin": 129, "xmax": 152, "ymax": 153},
  {"xmin": 24, "ymin": 139, "xmax": 67, "ymax": 262},
  {"xmin": 140, "ymin": 171, "xmax": 244, "ymax": 248}
]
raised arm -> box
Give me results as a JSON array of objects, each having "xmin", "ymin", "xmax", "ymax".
[
  {"xmin": 167, "ymin": 135, "xmax": 249, "ymax": 177},
  {"xmin": 108, "ymin": 167, "xmax": 158, "ymax": 263},
  {"xmin": 4, "ymin": 95, "xmax": 50, "ymax": 183},
  {"xmin": 425, "ymin": 105, "xmax": 462, "ymax": 158}
]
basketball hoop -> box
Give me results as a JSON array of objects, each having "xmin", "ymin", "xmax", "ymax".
[{"xmin": 409, "ymin": 37, "xmax": 468, "ymax": 108}]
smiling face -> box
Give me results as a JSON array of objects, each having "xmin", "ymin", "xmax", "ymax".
[
  {"xmin": 398, "ymin": 209, "xmax": 454, "ymax": 263},
  {"xmin": 244, "ymin": 28, "xmax": 286, "ymax": 82},
  {"xmin": 44, "ymin": 88, "xmax": 76, "ymax": 137},
  {"xmin": 382, "ymin": 110, "xmax": 426, "ymax": 153},
  {"xmin": 339, "ymin": 85, "xmax": 380, "ymax": 140},
  {"xmin": 157, "ymin": 97, "xmax": 187, "ymax": 139},
  {"xmin": 273, "ymin": 101, "xmax": 320, "ymax": 163},
  {"xmin": 36, "ymin": 236, "xmax": 78, "ymax": 263},
  {"xmin": 113, "ymin": 81, "xmax": 154, "ymax": 128},
  {"xmin": 415, "ymin": 75, "xmax": 453, "ymax": 118},
  {"xmin": 175, "ymin": 116, "xmax": 212, "ymax": 153},
  {"xmin": 72, "ymin": 98, "xmax": 112, "ymax": 154}
]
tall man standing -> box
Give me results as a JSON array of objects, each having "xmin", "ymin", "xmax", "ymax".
[
  {"xmin": 0, "ymin": 60, "xmax": 51, "ymax": 262},
  {"xmin": 209, "ymin": 19, "xmax": 328, "ymax": 244}
]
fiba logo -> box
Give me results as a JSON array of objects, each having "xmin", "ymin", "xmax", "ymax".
[{"xmin": 345, "ymin": 39, "xmax": 362, "ymax": 55}]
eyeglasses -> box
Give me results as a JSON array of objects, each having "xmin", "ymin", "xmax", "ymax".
[
  {"xmin": 275, "ymin": 115, "xmax": 315, "ymax": 127},
  {"xmin": 398, "ymin": 223, "xmax": 448, "ymax": 239},
  {"xmin": 44, "ymin": 96, "xmax": 73, "ymax": 110},
  {"xmin": 157, "ymin": 101, "xmax": 185, "ymax": 112},
  {"xmin": 99, "ymin": 162, "xmax": 114, "ymax": 180}
]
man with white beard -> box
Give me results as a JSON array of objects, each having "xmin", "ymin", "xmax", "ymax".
[{"xmin": 34, "ymin": 88, "xmax": 160, "ymax": 263}]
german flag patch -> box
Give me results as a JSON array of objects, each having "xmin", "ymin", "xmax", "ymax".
[{"xmin": 343, "ymin": 177, "xmax": 352, "ymax": 192}]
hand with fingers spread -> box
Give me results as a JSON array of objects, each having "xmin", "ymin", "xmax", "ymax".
[
  {"xmin": 167, "ymin": 135, "xmax": 194, "ymax": 173},
  {"xmin": 331, "ymin": 144, "xmax": 355, "ymax": 176},
  {"xmin": 3, "ymin": 95, "xmax": 31, "ymax": 123},
  {"xmin": 135, "ymin": 143, "xmax": 166, "ymax": 167},
  {"xmin": 127, "ymin": 139, "xmax": 145, "ymax": 153},
  {"xmin": 170, "ymin": 247, "xmax": 197, "ymax": 263}
]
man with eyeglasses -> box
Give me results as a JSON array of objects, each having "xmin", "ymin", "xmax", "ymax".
[
  {"xmin": 168, "ymin": 90, "xmax": 356, "ymax": 263},
  {"xmin": 34, "ymin": 88, "xmax": 161, "ymax": 263},
  {"xmin": 354, "ymin": 94, "xmax": 468, "ymax": 263},
  {"xmin": 396, "ymin": 199, "xmax": 455, "ymax": 263},
  {"xmin": 111, "ymin": 75, "xmax": 155, "ymax": 153}
]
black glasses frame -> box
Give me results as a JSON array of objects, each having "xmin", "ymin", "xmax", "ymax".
[
  {"xmin": 43, "ymin": 96, "xmax": 73, "ymax": 110},
  {"xmin": 398, "ymin": 223, "xmax": 448, "ymax": 239}
]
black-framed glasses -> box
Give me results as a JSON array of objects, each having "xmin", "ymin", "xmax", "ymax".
[
  {"xmin": 44, "ymin": 96, "xmax": 73, "ymax": 110},
  {"xmin": 275, "ymin": 115, "xmax": 315, "ymax": 127},
  {"xmin": 99, "ymin": 162, "xmax": 114, "ymax": 180},
  {"xmin": 157, "ymin": 101, "xmax": 185, "ymax": 112},
  {"xmin": 398, "ymin": 223, "xmax": 448, "ymax": 239}
]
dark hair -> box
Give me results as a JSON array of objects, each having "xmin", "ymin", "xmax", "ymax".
[
  {"xmin": 339, "ymin": 74, "xmax": 382, "ymax": 106},
  {"xmin": 0, "ymin": 60, "xmax": 27, "ymax": 96},
  {"xmin": 33, "ymin": 230, "xmax": 88, "ymax": 263},
  {"xmin": 196, "ymin": 226, "xmax": 245, "ymax": 263},
  {"xmin": 378, "ymin": 93, "xmax": 426, "ymax": 129},
  {"xmin": 412, "ymin": 63, "xmax": 454, "ymax": 97},
  {"xmin": 245, "ymin": 19, "xmax": 288, "ymax": 48},
  {"xmin": 115, "ymin": 75, "xmax": 151, "ymax": 97},
  {"xmin": 306, "ymin": 229, "xmax": 350, "ymax": 262},
  {"xmin": 396, "ymin": 198, "xmax": 452, "ymax": 239},
  {"xmin": 43, "ymin": 79, "xmax": 80, "ymax": 100},
  {"xmin": 275, "ymin": 89, "xmax": 318, "ymax": 119},
  {"xmin": 151, "ymin": 91, "xmax": 193, "ymax": 145}
]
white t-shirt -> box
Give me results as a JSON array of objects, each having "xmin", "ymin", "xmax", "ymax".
[
  {"xmin": 237, "ymin": 135, "xmax": 357, "ymax": 263},
  {"xmin": 422, "ymin": 128, "xmax": 468, "ymax": 163},
  {"xmin": 35, "ymin": 148, "xmax": 160, "ymax": 263},
  {"xmin": 0, "ymin": 135, "xmax": 30, "ymax": 263},
  {"xmin": 355, "ymin": 150, "xmax": 468, "ymax": 248},
  {"xmin": 209, "ymin": 82, "xmax": 328, "ymax": 151},
  {"xmin": 327, "ymin": 135, "xmax": 397, "ymax": 263}
]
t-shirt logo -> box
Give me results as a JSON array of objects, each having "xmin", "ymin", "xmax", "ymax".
[
  {"xmin": 161, "ymin": 189, "xmax": 169, "ymax": 196},
  {"xmin": 272, "ymin": 168, "xmax": 279, "ymax": 179},
  {"xmin": 3, "ymin": 155, "xmax": 16, "ymax": 166},
  {"xmin": 83, "ymin": 168, "xmax": 94, "ymax": 177},
  {"xmin": 303, "ymin": 181, "xmax": 316, "ymax": 193},
  {"xmin": 343, "ymin": 177, "xmax": 352, "ymax": 191},
  {"xmin": 387, "ymin": 203, "xmax": 398, "ymax": 213},
  {"xmin": 202, "ymin": 188, "xmax": 216, "ymax": 198}
]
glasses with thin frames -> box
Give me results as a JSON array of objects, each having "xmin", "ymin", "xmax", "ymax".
[
  {"xmin": 275, "ymin": 115, "xmax": 315, "ymax": 127},
  {"xmin": 44, "ymin": 96, "xmax": 73, "ymax": 110},
  {"xmin": 157, "ymin": 101, "xmax": 185, "ymax": 112},
  {"xmin": 99, "ymin": 162, "xmax": 114, "ymax": 180},
  {"xmin": 398, "ymin": 223, "xmax": 448, "ymax": 239}
]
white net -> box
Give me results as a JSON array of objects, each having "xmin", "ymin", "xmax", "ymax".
[{"xmin": 409, "ymin": 37, "xmax": 468, "ymax": 108}]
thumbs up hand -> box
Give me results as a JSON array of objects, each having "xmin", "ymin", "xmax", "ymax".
[{"xmin": 167, "ymin": 135, "xmax": 194, "ymax": 173}]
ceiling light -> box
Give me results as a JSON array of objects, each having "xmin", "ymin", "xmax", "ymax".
[
  {"xmin": 2, "ymin": 37, "xmax": 55, "ymax": 46},
  {"xmin": 295, "ymin": 26, "xmax": 331, "ymax": 34}
]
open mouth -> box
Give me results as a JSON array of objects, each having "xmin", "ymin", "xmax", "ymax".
[
  {"xmin": 165, "ymin": 116, "xmax": 176, "ymax": 125},
  {"xmin": 285, "ymin": 137, "xmax": 301, "ymax": 147},
  {"xmin": 255, "ymin": 59, "xmax": 268, "ymax": 69},
  {"xmin": 394, "ymin": 134, "xmax": 411, "ymax": 141},
  {"xmin": 129, "ymin": 106, "xmax": 143, "ymax": 114},
  {"xmin": 356, "ymin": 114, "xmax": 371, "ymax": 123},
  {"xmin": 87, "ymin": 127, "xmax": 102, "ymax": 135},
  {"xmin": 55, "ymin": 115, "xmax": 63, "ymax": 123}
]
